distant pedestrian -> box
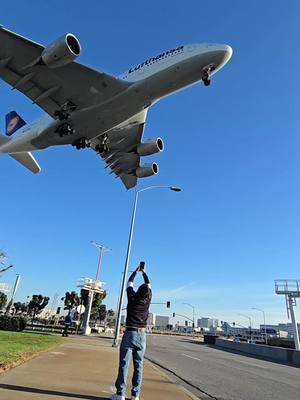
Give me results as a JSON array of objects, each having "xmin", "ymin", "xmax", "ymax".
[
  {"xmin": 112, "ymin": 262, "xmax": 152, "ymax": 400},
  {"xmin": 62, "ymin": 312, "xmax": 72, "ymax": 337}
]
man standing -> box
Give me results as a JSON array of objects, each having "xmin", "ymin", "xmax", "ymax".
[
  {"xmin": 112, "ymin": 262, "xmax": 152, "ymax": 400},
  {"xmin": 62, "ymin": 311, "xmax": 72, "ymax": 337}
]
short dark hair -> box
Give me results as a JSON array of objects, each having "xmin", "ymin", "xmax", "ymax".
[{"xmin": 136, "ymin": 283, "xmax": 151, "ymax": 301}]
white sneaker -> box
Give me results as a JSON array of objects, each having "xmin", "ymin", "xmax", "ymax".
[
  {"xmin": 111, "ymin": 394, "xmax": 125, "ymax": 400},
  {"xmin": 131, "ymin": 397, "xmax": 139, "ymax": 400}
]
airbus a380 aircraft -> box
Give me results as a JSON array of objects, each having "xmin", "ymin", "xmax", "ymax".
[{"xmin": 0, "ymin": 27, "xmax": 232, "ymax": 189}]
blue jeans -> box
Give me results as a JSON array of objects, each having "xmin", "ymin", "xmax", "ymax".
[{"xmin": 115, "ymin": 330, "xmax": 146, "ymax": 397}]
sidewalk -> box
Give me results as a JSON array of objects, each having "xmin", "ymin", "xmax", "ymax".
[{"xmin": 0, "ymin": 335, "xmax": 195, "ymax": 400}]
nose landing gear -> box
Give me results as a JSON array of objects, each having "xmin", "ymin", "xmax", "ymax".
[
  {"xmin": 202, "ymin": 73, "xmax": 211, "ymax": 86},
  {"xmin": 202, "ymin": 64, "xmax": 215, "ymax": 86}
]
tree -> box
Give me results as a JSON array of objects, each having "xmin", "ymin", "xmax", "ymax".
[
  {"xmin": 13, "ymin": 302, "xmax": 28, "ymax": 315},
  {"xmin": 98, "ymin": 304, "xmax": 107, "ymax": 322},
  {"xmin": 61, "ymin": 291, "xmax": 80, "ymax": 311},
  {"xmin": 0, "ymin": 292, "xmax": 7, "ymax": 309},
  {"xmin": 107, "ymin": 309, "xmax": 115, "ymax": 317},
  {"xmin": 27, "ymin": 294, "xmax": 50, "ymax": 322},
  {"xmin": 80, "ymin": 289, "xmax": 106, "ymax": 321}
]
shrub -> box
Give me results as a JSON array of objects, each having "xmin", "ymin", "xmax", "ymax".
[{"xmin": 0, "ymin": 315, "xmax": 26, "ymax": 331}]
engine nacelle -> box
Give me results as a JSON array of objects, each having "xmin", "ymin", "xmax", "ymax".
[
  {"xmin": 136, "ymin": 163, "xmax": 159, "ymax": 178},
  {"xmin": 41, "ymin": 34, "xmax": 81, "ymax": 68},
  {"xmin": 137, "ymin": 138, "xmax": 164, "ymax": 157}
]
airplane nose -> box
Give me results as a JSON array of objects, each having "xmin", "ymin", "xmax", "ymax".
[
  {"xmin": 209, "ymin": 44, "xmax": 233, "ymax": 68},
  {"xmin": 217, "ymin": 44, "xmax": 233, "ymax": 62}
]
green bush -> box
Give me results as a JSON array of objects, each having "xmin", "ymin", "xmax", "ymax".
[{"xmin": 0, "ymin": 315, "xmax": 26, "ymax": 331}]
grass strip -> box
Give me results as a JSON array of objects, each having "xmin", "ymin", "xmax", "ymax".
[{"xmin": 0, "ymin": 330, "xmax": 63, "ymax": 372}]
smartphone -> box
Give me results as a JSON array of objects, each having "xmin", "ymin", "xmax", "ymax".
[{"xmin": 139, "ymin": 261, "xmax": 145, "ymax": 270}]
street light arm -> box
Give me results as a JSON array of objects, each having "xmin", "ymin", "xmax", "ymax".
[
  {"xmin": 138, "ymin": 185, "xmax": 181, "ymax": 194},
  {"xmin": 174, "ymin": 313, "xmax": 194, "ymax": 323}
]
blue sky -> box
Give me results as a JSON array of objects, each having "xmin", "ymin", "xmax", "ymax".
[{"xmin": 0, "ymin": 0, "xmax": 299, "ymax": 327}]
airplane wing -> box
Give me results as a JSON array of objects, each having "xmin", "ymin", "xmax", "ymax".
[
  {"xmin": 90, "ymin": 109, "xmax": 156, "ymax": 190},
  {"xmin": 0, "ymin": 26, "xmax": 131, "ymax": 118}
]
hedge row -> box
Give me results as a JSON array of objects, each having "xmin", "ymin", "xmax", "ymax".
[{"xmin": 0, "ymin": 315, "xmax": 26, "ymax": 331}]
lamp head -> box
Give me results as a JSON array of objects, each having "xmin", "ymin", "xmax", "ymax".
[{"xmin": 170, "ymin": 186, "xmax": 182, "ymax": 192}]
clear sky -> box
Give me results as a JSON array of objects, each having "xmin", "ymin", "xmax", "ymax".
[{"xmin": 0, "ymin": 0, "xmax": 299, "ymax": 327}]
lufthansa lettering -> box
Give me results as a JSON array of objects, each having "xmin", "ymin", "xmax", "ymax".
[{"xmin": 128, "ymin": 46, "xmax": 184, "ymax": 74}]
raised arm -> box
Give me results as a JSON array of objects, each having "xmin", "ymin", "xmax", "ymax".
[
  {"xmin": 142, "ymin": 271, "xmax": 151, "ymax": 288},
  {"xmin": 127, "ymin": 268, "xmax": 138, "ymax": 288}
]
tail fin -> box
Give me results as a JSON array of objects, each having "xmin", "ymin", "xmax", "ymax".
[
  {"xmin": 9, "ymin": 152, "xmax": 41, "ymax": 174},
  {"xmin": 5, "ymin": 111, "xmax": 26, "ymax": 136}
]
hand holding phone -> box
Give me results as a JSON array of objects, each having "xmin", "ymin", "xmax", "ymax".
[{"xmin": 139, "ymin": 261, "xmax": 145, "ymax": 272}]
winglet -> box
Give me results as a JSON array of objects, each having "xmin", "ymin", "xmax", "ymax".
[{"xmin": 5, "ymin": 111, "xmax": 26, "ymax": 136}]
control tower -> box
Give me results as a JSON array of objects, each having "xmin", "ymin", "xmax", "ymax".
[{"xmin": 275, "ymin": 280, "xmax": 300, "ymax": 350}]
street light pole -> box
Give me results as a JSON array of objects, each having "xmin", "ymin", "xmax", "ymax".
[
  {"xmin": 183, "ymin": 303, "xmax": 195, "ymax": 328},
  {"xmin": 112, "ymin": 185, "xmax": 181, "ymax": 347},
  {"xmin": 238, "ymin": 313, "xmax": 252, "ymax": 339},
  {"xmin": 252, "ymin": 307, "xmax": 267, "ymax": 345}
]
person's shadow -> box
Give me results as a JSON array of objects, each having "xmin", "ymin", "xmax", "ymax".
[{"xmin": 0, "ymin": 383, "xmax": 109, "ymax": 399}]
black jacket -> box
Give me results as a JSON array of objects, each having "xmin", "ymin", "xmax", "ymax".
[{"xmin": 126, "ymin": 271, "xmax": 152, "ymax": 328}]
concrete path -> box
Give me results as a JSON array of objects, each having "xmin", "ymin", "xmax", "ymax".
[{"xmin": 0, "ymin": 335, "xmax": 195, "ymax": 400}]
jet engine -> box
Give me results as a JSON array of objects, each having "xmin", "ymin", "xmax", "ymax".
[
  {"xmin": 41, "ymin": 34, "xmax": 81, "ymax": 68},
  {"xmin": 136, "ymin": 163, "xmax": 159, "ymax": 178},
  {"xmin": 137, "ymin": 138, "xmax": 164, "ymax": 157}
]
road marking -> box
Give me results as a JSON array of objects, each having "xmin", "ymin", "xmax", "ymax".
[
  {"xmin": 182, "ymin": 353, "xmax": 267, "ymax": 370},
  {"xmin": 182, "ymin": 353, "xmax": 201, "ymax": 362}
]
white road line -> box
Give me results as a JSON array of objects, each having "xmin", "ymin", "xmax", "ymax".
[
  {"xmin": 182, "ymin": 353, "xmax": 201, "ymax": 362},
  {"xmin": 182, "ymin": 353, "xmax": 267, "ymax": 370}
]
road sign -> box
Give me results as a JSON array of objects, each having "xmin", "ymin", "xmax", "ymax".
[{"xmin": 77, "ymin": 304, "xmax": 86, "ymax": 314}]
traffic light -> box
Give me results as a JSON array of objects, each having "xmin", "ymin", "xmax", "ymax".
[
  {"xmin": 166, "ymin": 301, "xmax": 170, "ymax": 308},
  {"xmin": 233, "ymin": 322, "xmax": 235, "ymax": 326},
  {"xmin": 172, "ymin": 312, "xmax": 175, "ymax": 318},
  {"xmin": 185, "ymin": 320, "xmax": 188, "ymax": 326},
  {"xmin": 56, "ymin": 307, "xmax": 61, "ymax": 315}
]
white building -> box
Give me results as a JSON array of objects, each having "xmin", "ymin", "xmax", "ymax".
[
  {"xmin": 278, "ymin": 323, "xmax": 300, "ymax": 339},
  {"xmin": 259, "ymin": 323, "xmax": 300, "ymax": 339},
  {"xmin": 197, "ymin": 317, "xmax": 218, "ymax": 329},
  {"xmin": 147, "ymin": 313, "xmax": 156, "ymax": 326},
  {"xmin": 155, "ymin": 315, "xmax": 169, "ymax": 328}
]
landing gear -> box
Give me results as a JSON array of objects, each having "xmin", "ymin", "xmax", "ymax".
[
  {"xmin": 72, "ymin": 137, "xmax": 90, "ymax": 150},
  {"xmin": 202, "ymin": 64, "xmax": 215, "ymax": 86},
  {"xmin": 202, "ymin": 73, "xmax": 211, "ymax": 86},
  {"xmin": 54, "ymin": 101, "xmax": 77, "ymax": 121},
  {"xmin": 95, "ymin": 143, "xmax": 105, "ymax": 153},
  {"xmin": 95, "ymin": 135, "xmax": 109, "ymax": 154},
  {"xmin": 55, "ymin": 123, "xmax": 75, "ymax": 137}
]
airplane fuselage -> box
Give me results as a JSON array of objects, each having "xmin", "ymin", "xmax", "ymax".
[{"xmin": 0, "ymin": 43, "xmax": 232, "ymax": 154}]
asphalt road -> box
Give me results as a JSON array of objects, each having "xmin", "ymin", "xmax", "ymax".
[{"xmin": 146, "ymin": 335, "xmax": 300, "ymax": 400}]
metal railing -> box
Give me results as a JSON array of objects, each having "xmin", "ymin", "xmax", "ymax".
[{"xmin": 275, "ymin": 280, "xmax": 300, "ymax": 296}]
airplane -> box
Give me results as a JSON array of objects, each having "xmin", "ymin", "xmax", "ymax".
[{"xmin": 0, "ymin": 27, "xmax": 233, "ymax": 189}]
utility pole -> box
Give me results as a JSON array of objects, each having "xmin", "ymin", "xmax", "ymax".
[
  {"xmin": 91, "ymin": 241, "xmax": 112, "ymax": 281},
  {"xmin": 5, "ymin": 274, "xmax": 21, "ymax": 315}
]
